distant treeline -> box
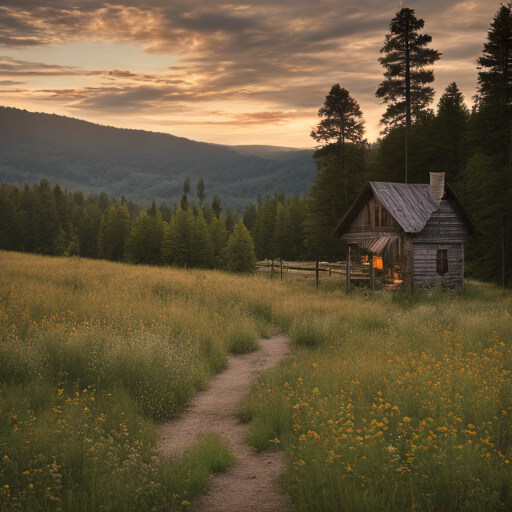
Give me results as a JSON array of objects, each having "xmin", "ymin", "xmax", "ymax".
[{"xmin": 0, "ymin": 179, "xmax": 312, "ymax": 271}]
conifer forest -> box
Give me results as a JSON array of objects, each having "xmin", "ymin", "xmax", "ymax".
[{"xmin": 0, "ymin": 5, "xmax": 511, "ymax": 287}]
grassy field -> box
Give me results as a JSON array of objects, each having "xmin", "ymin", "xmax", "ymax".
[{"xmin": 1, "ymin": 251, "xmax": 511, "ymax": 511}]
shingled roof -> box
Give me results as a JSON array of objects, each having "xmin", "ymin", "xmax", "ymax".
[{"xmin": 332, "ymin": 181, "xmax": 480, "ymax": 239}]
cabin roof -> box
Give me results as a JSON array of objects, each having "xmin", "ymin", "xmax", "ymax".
[{"xmin": 332, "ymin": 181, "xmax": 481, "ymax": 238}]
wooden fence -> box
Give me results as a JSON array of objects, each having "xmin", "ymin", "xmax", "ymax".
[{"xmin": 256, "ymin": 258, "xmax": 374, "ymax": 290}]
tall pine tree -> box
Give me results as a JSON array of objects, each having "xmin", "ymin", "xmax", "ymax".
[
  {"xmin": 376, "ymin": 7, "xmax": 441, "ymax": 182},
  {"xmin": 311, "ymin": 85, "xmax": 365, "ymax": 207}
]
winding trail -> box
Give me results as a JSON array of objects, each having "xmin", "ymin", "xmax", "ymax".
[{"xmin": 157, "ymin": 334, "xmax": 292, "ymax": 512}]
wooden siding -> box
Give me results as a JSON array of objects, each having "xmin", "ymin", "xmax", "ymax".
[
  {"xmin": 414, "ymin": 198, "xmax": 469, "ymax": 242},
  {"xmin": 345, "ymin": 197, "xmax": 401, "ymax": 235},
  {"xmin": 413, "ymin": 242, "xmax": 464, "ymax": 289}
]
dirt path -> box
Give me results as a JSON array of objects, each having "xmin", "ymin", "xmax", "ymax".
[{"xmin": 157, "ymin": 334, "xmax": 292, "ymax": 512}]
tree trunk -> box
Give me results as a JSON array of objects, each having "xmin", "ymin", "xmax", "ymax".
[{"xmin": 405, "ymin": 27, "xmax": 411, "ymax": 184}]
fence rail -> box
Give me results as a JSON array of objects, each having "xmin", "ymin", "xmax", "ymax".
[{"xmin": 256, "ymin": 258, "xmax": 404, "ymax": 292}]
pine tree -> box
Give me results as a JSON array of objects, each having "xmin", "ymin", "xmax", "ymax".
[
  {"xmin": 124, "ymin": 208, "xmax": 164, "ymax": 265},
  {"xmin": 475, "ymin": 4, "xmax": 512, "ymax": 175},
  {"xmin": 468, "ymin": 4, "xmax": 512, "ymax": 287},
  {"xmin": 37, "ymin": 179, "xmax": 59, "ymax": 255},
  {"xmin": 162, "ymin": 206, "xmax": 192, "ymax": 267},
  {"xmin": 288, "ymin": 196, "xmax": 307, "ymax": 260},
  {"xmin": 304, "ymin": 144, "xmax": 366, "ymax": 260},
  {"xmin": 0, "ymin": 184, "xmax": 17, "ymax": 251},
  {"xmin": 243, "ymin": 202, "xmax": 257, "ymax": 232},
  {"xmin": 209, "ymin": 215, "xmax": 228, "ymax": 264},
  {"xmin": 183, "ymin": 177, "xmax": 191, "ymax": 195},
  {"xmin": 190, "ymin": 210, "xmax": 215, "ymax": 268},
  {"xmin": 211, "ymin": 194, "xmax": 222, "ymax": 219},
  {"xmin": 252, "ymin": 196, "xmax": 279, "ymax": 260},
  {"xmin": 376, "ymin": 7, "xmax": 441, "ymax": 182},
  {"xmin": 76, "ymin": 203, "xmax": 102, "ymax": 258},
  {"xmin": 434, "ymin": 82, "xmax": 470, "ymax": 181},
  {"xmin": 272, "ymin": 202, "xmax": 294, "ymax": 261},
  {"xmin": 98, "ymin": 204, "xmax": 132, "ymax": 261},
  {"xmin": 311, "ymin": 85, "xmax": 365, "ymax": 207},
  {"xmin": 225, "ymin": 208, "xmax": 237, "ymax": 235},
  {"xmin": 225, "ymin": 219, "xmax": 257, "ymax": 273},
  {"xmin": 196, "ymin": 177, "xmax": 206, "ymax": 205}
]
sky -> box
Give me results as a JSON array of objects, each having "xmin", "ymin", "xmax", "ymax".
[{"xmin": 0, "ymin": 0, "xmax": 501, "ymax": 148}]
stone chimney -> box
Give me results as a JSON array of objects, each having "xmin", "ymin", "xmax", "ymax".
[{"xmin": 430, "ymin": 172, "xmax": 445, "ymax": 204}]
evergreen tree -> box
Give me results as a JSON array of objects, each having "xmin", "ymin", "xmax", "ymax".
[
  {"xmin": 243, "ymin": 202, "xmax": 257, "ymax": 232},
  {"xmin": 162, "ymin": 206, "xmax": 192, "ymax": 267},
  {"xmin": 124, "ymin": 208, "xmax": 164, "ymax": 265},
  {"xmin": 369, "ymin": 113, "xmax": 440, "ymax": 184},
  {"xmin": 18, "ymin": 184, "xmax": 44, "ymax": 253},
  {"xmin": 475, "ymin": 4, "xmax": 512, "ymax": 175},
  {"xmin": 211, "ymin": 194, "xmax": 222, "ymax": 219},
  {"xmin": 311, "ymin": 85, "xmax": 365, "ymax": 207},
  {"xmin": 434, "ymin": 82, "xmax": 470, "ymax": 181},
  {"xmin": 209, "ymin": 215, "xmax": 228, "ymax": 265},
  {"xmin": 304, "ymin": 143, "xmax": 366, "ymax": 260},
  {"xmin": 272, "ymin": 202, "xmax": 294, "ymax": 261},
  {"xmin": 76, "ymin": 203, "xmax": 102, "ymax": 258},
  {"xmin": 180, "ymin": 194, "xmax": 189, "ymax": 211},
  {"xmin": 98, "ymin": 204, "xmax": 132, "ymax": 261},
  {"xmin": 225, "ymin": 208, "xmax": 237, "ymax": 235},
  {"xmin": 98, "ymin": 191, "xmax": 109, "ymax": 213},
  {"xmin": 159, "ymin": 202, "xmax": 172, "ymax": 222},
  {"xmin": 190, "ymin": 210, "xmax": 215, "ymax": 268},
  {"xmin": 288, "ymin": 196, "xmax": 307, "ymax": 260},
  {"xmin": 457, "ymin": 153, "xmax": 511, "ymax": 285},
  {"xmin": 183, "ymin": 177, "xmax": 191, "ymax": 195},
  {"xmin": 376, "ymin": 7, "xmax": 441, "ymax": 182},
  {"xmin": 54, "ymin": 183, "xmax": 70, "ymax": 232},
  {"xmin": 0, "ymin": 184, "xmax": 17, "ymax": 251},
  {"xmin": 252, "ymin": 195, "xmax": 279, "ymax": 260},
  {"xmin": 225, "ymin": 219, "xmax": 257, "ymax": 273},
  {"xmin": 467, "ymin": 4, "xmax": 512, "ymax": 287},
  {"xmin": 37, "ymin": 179, "xmax": 59, "ymax": 254},
  {"xmin": 196, "ymin": 177, "xmax": 206, "ymax": 205}
]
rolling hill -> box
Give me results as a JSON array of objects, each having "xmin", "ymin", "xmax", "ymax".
[{"xmin": 0, "ymin": 107, "xmax": 317, "ymax": 210}]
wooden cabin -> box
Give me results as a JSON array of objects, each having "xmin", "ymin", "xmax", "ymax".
[{"xmin": 332, "ymin": 173, "xmax": 480, "ymax": 291}]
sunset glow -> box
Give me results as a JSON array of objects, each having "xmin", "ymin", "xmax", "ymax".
[{"xmin": 0, "ymin": 0, "xmax": 500, "ymax": 147}]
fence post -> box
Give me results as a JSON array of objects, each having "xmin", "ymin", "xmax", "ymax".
[
  {"xmin": 280, "ymin": 258, "xmax": 283, "ymax": 280},
  {"xmin": 346, "ymin": 245, "xmax": 351, "ymax": 293},
  {"xmin": 316, "ymin": 255, "xmax": 319, "ymax": 290},
  {"xmin": 271, "ymin": 259, "xmax": 274, "ymax": 280}
]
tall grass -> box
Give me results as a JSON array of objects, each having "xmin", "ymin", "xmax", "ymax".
[
  {"xmin": 239, "ymin": 281, "xmax": 512, "ymax": 511},
  {"xmin": 0, "ymin": 252, "xmax": 272, "ymax": 510},
  {"xmin": 2, "ymin": 252, "xmax": 511, "ymax": 511}
]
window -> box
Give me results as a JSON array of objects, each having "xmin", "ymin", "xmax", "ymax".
[{"xmin": 436, "ymin": 249, "xmax": 448, "ymax": 275}]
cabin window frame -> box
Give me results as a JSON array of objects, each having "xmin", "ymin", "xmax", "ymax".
[{"xmin": 436, "ymin": 248, "xmax": 449, "ymax": 275}]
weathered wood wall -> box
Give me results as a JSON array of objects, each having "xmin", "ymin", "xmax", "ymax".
[
  {"xmin": 412, "ymin": 199, "xmax": 468, "ymax": 289},
  {"xmin": 413, "ymin": 242, "xmax": 464, "ymax": 289}
]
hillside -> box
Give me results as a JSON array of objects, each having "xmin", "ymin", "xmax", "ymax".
[{"xmin": 0, "ymin": 107, "xmax": 316, "ymax": 210}]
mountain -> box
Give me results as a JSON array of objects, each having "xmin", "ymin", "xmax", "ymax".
[{"xmin": 0, "ymin": 107, "xmax": 316, "ymax": 210}]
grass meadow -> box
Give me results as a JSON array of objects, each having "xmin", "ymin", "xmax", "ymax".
[{"xmin": 1, "ymin": 251, "xmax": 511, "ymax": 511}]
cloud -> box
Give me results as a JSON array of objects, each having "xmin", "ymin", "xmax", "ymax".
[
  {"xmin": 0, "ymin": 0, "xmax": 501, "ymax": 143},
  {"xmin": 0, "ymin": 79, "xmax": 25, "ymax": 85},
  {"xmin": 0, "ymin": 56, "xmax": 83, "ymax": 76}
]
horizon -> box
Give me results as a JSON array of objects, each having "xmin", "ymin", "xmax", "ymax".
[{"xmin": 0, "ymin": 1, "xmax": 500, "ymax": 147}]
